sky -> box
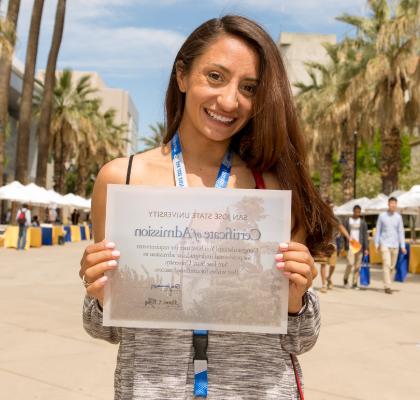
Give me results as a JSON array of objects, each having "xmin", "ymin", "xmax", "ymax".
[{"xmin": 3, "ymin": 0, "xmax": 368, "ymax": 150}]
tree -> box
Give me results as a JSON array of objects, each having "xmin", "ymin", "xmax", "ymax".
[
  {"xmin": 35, "ymin": 0, "xmax": 66, "ymax": 188},
  {"xmin": 139, "ymin": 122, "xmax": 165, "ymax": 152},
  {"xmin": 33, "ymin": 70, "xmax": 127, "ymax": 195},
  {"xmin": 15, "ymin": 0, "xmax": 44, "ymax": 184},
  {"xmin": 74, "ymin": 103, "xmax": 127, "ymax": 196},
  {"xmin": 0, "ymin": 0, "xmax": 20, "ymax": 187},
  {"xmin": 297, "ymin": 0, "xmax": 419, "ymax": 201},
  {"xmin": 47, "ymin": 70, "xmax": 96, "ymax": 193},
  {"xmin": 337, "ymin": 0, "xmax": 420, "ymax": 194}
]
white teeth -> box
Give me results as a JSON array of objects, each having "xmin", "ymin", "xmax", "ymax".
[{"xmin": 206, "ymin": 109, "xmax": 234, "ymax": 124}]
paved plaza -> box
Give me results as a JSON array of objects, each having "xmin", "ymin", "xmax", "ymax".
[{"xmin": 0, "ymin": 241, "xmax": 419, "ymax": 399}]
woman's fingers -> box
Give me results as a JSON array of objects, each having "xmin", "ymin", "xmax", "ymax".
[
  {"xmin": 80, "ymin": 248, "xmax": 120, "ymax": 278},
  {"xmin": 278, "ymin": 241, "xmax": 310, "ymax": 254},
  {"xmin": 79, "ymin": 240, "xmax": 116, "ymax": 276},
  {"xmin": 86, "ymin": 275, "xmax": 108, "ymax": 303},
  {"xmin": 83, "ymin": 260, "xmax": 118, "ymax": 284},
  {"xmin": 276, "ymin": 250, "xmax": 314, "ymax": 266},
  {"xmin": 277, "ymin": 260, "xmax": 313, "ymax": 287}
]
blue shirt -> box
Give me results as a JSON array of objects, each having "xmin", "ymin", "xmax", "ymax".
[{"xmin": 374, "ymin": 211, "xmax": 406, "ymax": 249}]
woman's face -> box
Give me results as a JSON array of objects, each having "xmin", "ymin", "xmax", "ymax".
[{"xmin": 177, "ymin": 34, "xmax": 260, "ymax": 143}]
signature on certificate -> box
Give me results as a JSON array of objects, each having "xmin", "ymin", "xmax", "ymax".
[
  {"xmin": 145, "ymin": 297, "xmax": 179, "ymax": 307},
  {"xmin": 150, "ymin": 283, "xmax": 181, "ymax": 290}
]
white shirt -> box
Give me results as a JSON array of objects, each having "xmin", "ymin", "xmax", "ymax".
[
  {"xmin": 374, "ymin": 211, "xmax": 406, "ymax": 249},
  {"xmin": 16, "ymin": 208, "xmax": 31, "ymax": 227},
  {"xmin": 349, "ymin": 217, "xmax": 361, "ymax": 241}
]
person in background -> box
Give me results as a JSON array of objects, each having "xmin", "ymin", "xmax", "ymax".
[
  {"xmin": 31, "ymin": 215, "xmax": 40, "ymax": 227},
  {"xmin": 375, "ymin": 197, "xmax": 406, "ymax": 294},
  {"xmin": 71, "ymin": 209, "xmax": 80, "ymax": 225},
  {"xmin": 317, "ymin": 201, "xmax": 350, "ymax": 293},
  {"xmin": 16, "ymin": 203, "xmax": 31, "ymax": 250},
  {"xmin": 343, "ymin": 205, "xmax": 369, "ymax": 289},
  {"xmin": 6, "ymin": 208, "xmax": 11, "ymax": 224},
  {"xmin": 48, "ymin": 206, "xmax": 57, "ymax": 223}
]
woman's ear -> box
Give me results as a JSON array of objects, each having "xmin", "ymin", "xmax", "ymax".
[{"xmin": 175, "ymin": 60, "xmax": 187, "ymax": 93}]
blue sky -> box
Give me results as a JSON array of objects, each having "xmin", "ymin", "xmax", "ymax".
[{"xmin": 5, "ymin": 0, "xmax": 367, "ymax": 150}]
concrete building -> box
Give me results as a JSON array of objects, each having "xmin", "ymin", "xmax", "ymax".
[
  {"xmin": 4, "ymin": 64, "xmax": 139, "ymax": 188},
  {"xmin": 278, "ymin": 32, "xmax": 337, "ymax": 95},
  {"xmin": 69, "ymin": 71, "xmax": 139, "ymax": 156}
]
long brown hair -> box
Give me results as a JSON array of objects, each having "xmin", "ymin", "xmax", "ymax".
[{"xmin": 164, "ymin": 15, "xmax": 335, "ymax": 256}]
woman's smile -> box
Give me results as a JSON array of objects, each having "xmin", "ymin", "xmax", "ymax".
[
  {"xmin": 177, "ymin": 34, "xmax": 259, "ymax": 143},
  {"xmin": 203, "ymin": 107, "xmax": 237, "ymax": 127}
]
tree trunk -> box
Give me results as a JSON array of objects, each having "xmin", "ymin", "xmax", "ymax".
[
  {"xmin": 35, "ymin": 0, "xmax": 66, "ymax": 188},
  {"xmin": 0, "ymin": 0, "xmax": 20, "ymax": 187},
  {"xmin": 53, "ymin": 126, "xmax": 66, "ymax": 193},
  {"xmin": 76, "ymin": 146, "xmax": 88, "ymax": 197},
  {"xmin": 380, "ymin": 126, "xmax": 401, "ymax": 194},
  {"xmin": 341, "ymin": 120, "xmax": 356, "ymax": 202},
  {"xmin": 319, "ymin": 147, "xmax": 333, "ymax": 201},
  {"xmin": 14, "ymin": 0, "xmax": 44, "ymax": 184}
]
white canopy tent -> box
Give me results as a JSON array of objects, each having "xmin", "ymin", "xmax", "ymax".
[
  {"xmin": 333, "ymin": 197, "xmax": 371, "ymax": 216},
  {"xmin": 0, "ymin": 181, "xmax": 30, "ymax": 203},
  {"xmin": 63, "ymin": 193, "xmax": 91, "ymax": 210},
  {"xmin": 0, "ymin": 181, "xmax": 91, "ymax": 209},
  {"xmin": 396, "ymin": 185, "xmax": 420, "ymax": 210},
  {"xmin": 364, "ymin": 188, "xmax": 419, "ymax": 215}
]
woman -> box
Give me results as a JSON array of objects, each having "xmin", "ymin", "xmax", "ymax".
[{"xmin": 80, "ymin": 15, "xmax": 335, "ymax": 399}]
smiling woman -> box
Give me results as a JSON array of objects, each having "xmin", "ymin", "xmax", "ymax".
[
  {"xmin": 79, "ymin": 15, "xmax": 336, "ymax": 400},
  {"xmin": 175, "ymin": 34, "xmax": 259, "ymax": 143}
]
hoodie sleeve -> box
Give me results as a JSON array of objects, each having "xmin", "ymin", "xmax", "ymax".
[
  {"xmin": 280, "ymin": 289, "xmax": 320, "ymax": 355},
  {"xmin": 83, "ymin": 295, "xmax": 121, "ymax": 344}
]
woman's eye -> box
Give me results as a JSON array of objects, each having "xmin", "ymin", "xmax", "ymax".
[
  {"xmin": 207, "ymin": 71, "xmax": 222, "ymax": 82},
  {"xmin": 241, "ymin": 84, "xmax": 257, "ymax": 96}
]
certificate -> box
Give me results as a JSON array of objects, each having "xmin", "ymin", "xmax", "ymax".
[{"xmin": 103, "ymin": 185, "xmax": 291, "ymax": 334}]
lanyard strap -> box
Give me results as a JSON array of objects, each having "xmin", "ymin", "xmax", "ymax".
[
  {"xmin": 171, "ymin": 131, "xmax": 232, "ymax": 190},
  {"xmin": 171, "ymin": 131, "xmax": 232, "ymax": 398}
]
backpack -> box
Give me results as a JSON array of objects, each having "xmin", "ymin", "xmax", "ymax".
[{"xmin": 17, "ymin": 210, "xmax": 26, "ymax": 225}]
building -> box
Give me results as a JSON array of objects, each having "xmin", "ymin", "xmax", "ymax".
[
  {"xmin": 4, "ymin": 63, "xmax": 139, "ymax": 188},
  {"xmin": 278, "ymin": 32, "xmax": 337, "ymax": 95},
  {"xmin": 69, "ymin": 71, "xmax": 139, "ymax": 156}
]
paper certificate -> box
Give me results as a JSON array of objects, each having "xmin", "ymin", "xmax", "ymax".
[{"xmin": 103, "ymin": 185, "xmax": 291, "ymax": 334}]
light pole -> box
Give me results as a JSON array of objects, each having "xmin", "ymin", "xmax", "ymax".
[{"xmin": 353, "ymin": 130, "xmax": 358, "ymax": 199}]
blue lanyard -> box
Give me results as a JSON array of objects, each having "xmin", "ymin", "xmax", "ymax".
[
  {"xmin": 171, "ymin": 131, "xmax": 232, "ymax": 189},
  {"xmin": 171, "ymin": 130, "xmax": 232, "ymax": 398}
]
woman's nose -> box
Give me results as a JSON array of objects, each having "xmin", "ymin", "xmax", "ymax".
[{"xmin": 217, "ymin": 84, "xmax": 239, "ymax": 112}]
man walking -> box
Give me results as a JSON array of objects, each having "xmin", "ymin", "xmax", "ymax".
[
  {"xmin": 16, "ymin": 203, "xmax": 31, "ymax": 250},
  {"xmin": 375, "ymin": 197, "xmax": 406, "ymax": 294},
  {"xmin": 343, "ymin": 205, "xmax": 369, "ymax": 289}
]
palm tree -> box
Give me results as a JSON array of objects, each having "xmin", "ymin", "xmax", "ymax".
[
  {"xmin": 47, "ymin": 70, "xmax": 96, "ymax": 193},
  {"xmin": 337, "ymin": 0, "xmax": 420, "ymax": 194},
  {"xmin": 15, "ymin": 0, "xmax": 44, "ymax": 184},
  {"xmin": 297, "ymin": 0, "xmax": 419, "ymax": 199},
  {"xmin": 295, "ymin": 51, "xmax": 343, "ymax": 201},
  {"xmin": 35, "ymin": 0, "xmax": 66, "ymax": 188},
  {"xmin": 0, "ymin": 0, "xmax": 20, "ymax": 187},
  {"xmin": 139, "ymin": 122, "xmax": 165, "ymax": 151},
  {"xmin": 74, "ymin": 103, "xmax": 127, "ymax": 196},
  {"xmin": 34, "ymin": 70, "xmax": 128, "ymax": 195}
]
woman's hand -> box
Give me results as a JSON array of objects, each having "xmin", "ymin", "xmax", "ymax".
[
  {"xmin": 275, "ymin": 242, "xmax": 317, "ymax": 314},
  {"xmin": 79, "ymin": 240, "xmax": 120, "ymax": 306}
]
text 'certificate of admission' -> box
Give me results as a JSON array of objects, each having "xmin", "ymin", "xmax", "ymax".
[{"xmin": 103, "ymin": 185, "xmax": 291, "ymax": 334}]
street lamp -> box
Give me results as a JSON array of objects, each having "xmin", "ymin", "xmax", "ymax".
[{"xmin": 353, "ymin": 130, "xmax": 358, "ymax": 199}]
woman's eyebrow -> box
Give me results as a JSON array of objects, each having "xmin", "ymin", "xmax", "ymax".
[{"xmin": 208, "ymin": 63, "xmax": 259, "ymax": 82}]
